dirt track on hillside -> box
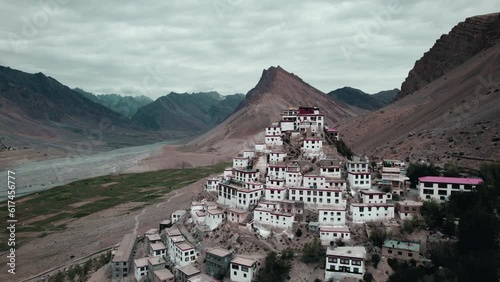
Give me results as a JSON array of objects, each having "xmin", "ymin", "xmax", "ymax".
[{"xmin": 0, "ymin": 178, "xmax": 207, "ymax": 281}]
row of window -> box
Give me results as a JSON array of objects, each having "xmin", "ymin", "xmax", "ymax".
[
  {"xmin": 322, "ymin": 217, "xmax": 343, "ymax": 222},
  {"xmin": 358, "ymin": 206, "xmax": 389, "ymax": 212},
  {"xmin": 290, "ymin": 196, "xmax": 340, "ymax": 204},
  {"xmin": 387, "ymin": 249, "xmax": 413, "ymax": 257},
  {"xmin": 322, "ymin": 211, "xmax": 343, "ymax": 216},
  {"xmin": 422, "ymin": 182, "xmax": 473, "ymax": 190},
  {"xmin": 328, "ymin": 257, "xmax": 362, "ymax": 265},
  {"xmin": 231, "ymin": 264, "xmax": 250, "ymax": 272},
  {"xmin": 291, "ymin": 190, "xmax": 339, "ymax": 197}
]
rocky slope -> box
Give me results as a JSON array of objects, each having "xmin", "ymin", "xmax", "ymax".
[
  {"xmin": 188, "ymin": 66, "xmax": 364, "ymax": 155},
  {"xmin": 397, "ymin": 13, "xmax": 500, "ymax": 99},
  {"xmin": 131, "ymin": 92, "xmax": 244, "ymax": 132},
  {"xmin": 327, "ymin": 87, "xmax": 398, "ymax": 110},
  {"xmin": 339, "ymin": 41, "xmax": 500, "ymax": 166}
]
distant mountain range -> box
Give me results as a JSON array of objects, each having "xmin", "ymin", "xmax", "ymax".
[
  {"xmin": 131, "ymin": 92, "xmax": 245, "ymax": 132},
  {"xmin": 73, "ymin": 88, "xmax": 153, "ymax": 118},
  {"xmin": 0, "ymin": 66, "xmax": 163, "ymax": 154},
  {"xmin": 327, "ymin": 87, "xmax": 399, "ymax": 110}
]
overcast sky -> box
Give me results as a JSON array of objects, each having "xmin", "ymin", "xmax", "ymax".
[{"xmin": 0, "ymin": 0, "xmax": 497, "ymax": 98}]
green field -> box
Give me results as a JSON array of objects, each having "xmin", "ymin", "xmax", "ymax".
[{"xmin": 0, "ymin": 162, "xmax": 229, "ymax": 251}]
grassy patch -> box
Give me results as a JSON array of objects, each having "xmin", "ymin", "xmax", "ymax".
[{"xmin": 0, "ymin": 162, "xmax": 229, "ymax": 251}]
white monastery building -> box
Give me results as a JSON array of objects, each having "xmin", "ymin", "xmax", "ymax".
[{"xmin": 418, "ymin": 176, "xmax": 483, "ymax": 202}]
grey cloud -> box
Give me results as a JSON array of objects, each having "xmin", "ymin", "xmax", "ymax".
[{"xmin": 0, "ymin": 0, "xmax": 497, "ymax": 98}]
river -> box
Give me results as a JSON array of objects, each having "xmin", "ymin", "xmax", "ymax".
[{"xmin": 0, "ymin": 140, "xmax": 178, "ymax": 200}]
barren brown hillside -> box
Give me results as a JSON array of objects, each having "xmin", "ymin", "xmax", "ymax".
[
  {"xmin": 187, "ymin": 66, "xmax": 365, "ymax": 156},
  {"xmin": 339, "ymin": 42, "xmax": 500, "ymax": 166},
  {"xmin": 398, "ymin": 13, "xmax": 500, "ymax": 99}
]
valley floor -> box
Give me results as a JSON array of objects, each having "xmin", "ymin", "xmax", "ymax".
[{"xmin": 0, "ymin": 177, "xmax": 207, "ymax": 281}]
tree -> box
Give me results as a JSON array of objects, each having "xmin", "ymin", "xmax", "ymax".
[
  {"xmin": 458, "ymin": 207, "xmax": 498, "ymax": 254},
  {"xmin": 49, "ymin": 272, "xmax": 65, "ymax": 282},
  {"xmin": 255, "ymin": 251, "xmax": 292, "ymax": 282},
  {"xmin": 421, "ymin": 199, "xmax": 443, "ymax": 228},
  {"xmin": 406, "ymin": 163, "xmax": 440, "ymax": 188},
  {"xmin": 371, "ymin": 253, "xmax": 381, "ymax": 268},
  {"xmin": 335, "ymin": 238, "xmax": 346, "ymax": 246},
  {"xmin": 301, "ymin": 238, "xmax": 325, "ymax": 263},
  {"xmin": 402, "ymin": 220, "xmax": 415, "ymax": 234},
  {"xmin": 295, "ymin": 228, "xmax": 303, "ymax": 237},
  {"xmin": 369, "ymin": 228, "xmax": 387, "ymax": 248},
  {"xmin": 402, "ymin": 215, "xmax": 422, "ymax": 234},
  {"xmin": 391, "ymin": 193, "xmax": 400, "ymax": 201},
  {"xmin": 442, "ymin": 163, "xmax": 462, "ymax": 177},
  {"xmin": 334, "ymin": 139, "xmax": 354, "ymax": 160},
  {"xmin": 442, "ymin": 213, "xmax": 456, "ymax": 236},
  {"xmin": 479, "ymin": 163, "xmax": 500, "ymax": 195},
  {"xmin": 281, "ymin": 248, "xmax": 294, "ymax": 260},
  {"xmin": 363, "ymin": 272, "xmax": 374, "ymax": 282}
]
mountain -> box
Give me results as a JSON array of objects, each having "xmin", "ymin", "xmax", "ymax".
[
  {"xmin": 73, "ymin": 88, "xmax": 153, "ymax": 118},
  {"xmin": 372, "ymin": 89, "xmax": 399, "ymax": 104},
  {"xmin": 327, "ymin": 87, "xmax": 387, "ymax": 110},
  {"xmin": 73, "ymin": 87, "xmax": 102, "ymax": 103},
  {"xmin": 131, "ymin": 92, "xmax": 245, "ymax": 132},
  {"xmin": 0, "ymin": 66, "xmax": 128, "ymax": 125},
  {"xmin": 338, "ymin": 14, "xmax": 500, "ymax": 166},
  {"xmin": 397, "ymin": 13, "xmax": 500, "ymax": 100},
  {"xmin": 189, "ymin": 66, "xmax": 364, "ymax": 155},
  {"xmin": 0, "ymin": 66, "xmax": 160, "ymax": 160}
]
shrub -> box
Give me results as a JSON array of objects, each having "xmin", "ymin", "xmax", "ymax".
[
  {"xmin": 371, "ymin": 253, "xmax": 381, "ymax": 268},
  {"xmin": 363, "ymin": 272, "xmax": 374, "ymax": 282},
  {"xmin": 301, "ymin": 238, "xmax": 325, "ymax": 263},
  {"xmin": 387, "ymin": 258, "xmax": 399, "ymax": 270},
  {"xmin": 335, "ymin": 238, "xmax": 346, "ymax": 246},
  {"xmin": 295, "ymin": 228, "xmax": 303, "ymax": 237}
]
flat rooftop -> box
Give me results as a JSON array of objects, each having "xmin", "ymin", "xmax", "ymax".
[
  {"xmin": 112, "ymin": 233, "xmax": 136, "ymax": 263},
  {"xmin": 154, "ymin": 268, "xmax": 174, "ymax": 280},
  {"xmin": 327, "ymin": 246, "xmax": 366, "ymax": 259},
  {"xmin": 418, "ymin": 176, "xmax": 483, "ymax": 185},
  {"xmin": 231, "ymin": 256, "xmax": 256, "ymax": 267},
  {"xmin": 207, "ymin": 247, "xmax": 233, "ymax": 258},
  {"xmin": 173, "ymin": 209, "xmax": 186, "ymax": 215},
  {"xmin": 176, "ymin": 242, "xmax": 195, "ymax": 251},
  {"xmin": 360, "ymin": 190, "xmax": 385, "ymax": 195},
  {"xmin": 397, "ymin": 200, "xmax": 423, "ymax": 207},
  {"xmin": 166, "ymin": 227, "xmax": 181, "ymax": 237},
  {"xmin": 146, "ymin": 233, "xmax": 161, "ymax": 241},
  {"xmin": 171, "ymin": 235, "xmax": 186, "ymax": 243},
  {"xmin": 383, "ymin": 240, "xmax": 420, "ymax": 252},
  {"xmin": 150, "ymin": 242, "xmax": 166, "ymax": 251},
  {"xmin": 351, "ymin": 203, "xmax": 394, "ymax": 207},
  {"xmin": 207, "ymin": 209, "xmax": 224, "ymax": 215},
  {"xmin": 134, "ymin": 257, "xmax": 148, "ymax": 267},
  {"xmin": 320, "ymin": 226, "xmax": 350, "ymax": 233},
  {"xmin": 188, "ymin": 273, "xmax": 217, "ymax": 282},
  {"xmin": 178, "ymin": 263, "xmax": 200, "ymax": 276},
  {"xmin": 148, "ymin": 256, "xmax": 165, "ymax": 266}
]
